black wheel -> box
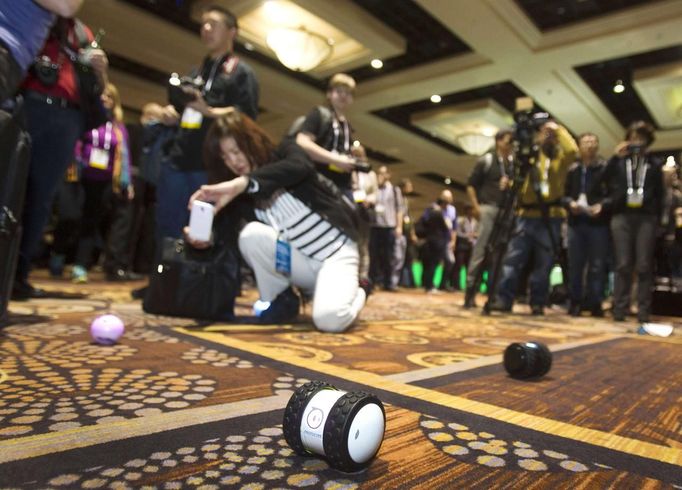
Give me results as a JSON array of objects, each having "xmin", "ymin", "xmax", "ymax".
[
  {"xmin": 323, "ymin": 391, "xmax": 385, "ymax": 472},
  {"xmin": 504, "ymin": 341, "xmax": 552, "ymax": 378},
  {"xmin": 282, "ymin": 381, "xmax": 334, "ymax": 455}
]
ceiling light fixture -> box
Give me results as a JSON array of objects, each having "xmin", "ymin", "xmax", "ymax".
[
  {"xmin": 266, "ymin": 26, "xmax": 333, "ymax": 72},
  {"xmin": 430, "ymin": 94, "xmax": 442, "ymax": 103},
  {"xmin": 370, "ymin": 59, "xmax": 383, "ymax": 69},
  {"xmin": 454, "ymin": 132, "xmax": 495, "ymax": 156},
  {"xmin": 613, "ymin": 79, "xmax": 625, "ymax": 94}
]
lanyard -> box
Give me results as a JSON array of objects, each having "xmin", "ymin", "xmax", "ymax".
[
  {"xmin": 91, "ymin": 122, "xmax": 112, "ymax": 150},
  {"xmin": 331, "ymin": 116, "xmax": 350, "ymax": 154},
  {"xmin": 541, "ymin": 157, "xmax": 550, "ymax": 183},
  {"xmin": 498, "ymin": 154, "xmax": 512, "ymax": 177},
  {"xmin": 202, "ymin": 56, "xmax": 223, "ymax": 94},
  {"xmin": 625, "ymin": 156, "xmax": 648, "ymax": 193},
  {"xmin": 202, "ymin": 55, "xmax": 239, "ymax": 94}
]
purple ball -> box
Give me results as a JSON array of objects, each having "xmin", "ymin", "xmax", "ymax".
[{"xmin": 90, "ymin": 314, "xmax": 125, "ymax": 345}]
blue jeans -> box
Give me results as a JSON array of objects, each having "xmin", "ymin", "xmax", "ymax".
[
  {"xmin": 16, "ymin": 99, "xmax": 84, "ymax": 282},
  {"xmin": 155, "ymin": 160, "xmax": 207, "ymax": 244},
  {"xmin": 496, "ymin": 217, "xmax": 562, "ymax": 307},
  {"xmin": 567, "ymin": 222, "xmax": 609, "ymax": 308}
]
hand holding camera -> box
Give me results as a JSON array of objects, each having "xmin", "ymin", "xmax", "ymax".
[{"xmin": 168, "ymin": 73, "xmax": 205, "ymax": 109}]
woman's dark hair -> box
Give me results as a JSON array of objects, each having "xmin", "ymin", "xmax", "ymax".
[
  {"xmin": 625, "ymin": 120, "xmax": 656, "ymax": 147},
  {"xmin": 203, "ymin": 109, "xmax": 276, "ymax": 184}
]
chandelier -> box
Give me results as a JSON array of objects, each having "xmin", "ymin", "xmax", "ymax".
[
  {"xmin": 454, "ymin": 132, "xmax": 495, "ymax": 156},
  {"xmin": 266, "ymin": 27, "xmax": 333, "ymax": 72}
]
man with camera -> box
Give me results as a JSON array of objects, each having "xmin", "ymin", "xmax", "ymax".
[
  {"xmin": 0, "ymin": 1, "xmax": 83, "ymax": 103},
  {"xmin": 490, "ymin": 120, "xmax": 577, "ymax": 315},
  {"xmin": 11, "ymin": 12, "xmax": 108, "ymax": 300},
  {"xmin": 295, "ymin": 73, "xmax": 362, "ymax": 200},
  {"xmin": 463, "ymin": 129, "xmax": 514, "ymax": 307},
  {"xmin": 155, "ymin": 5, "xmax": 259, "ymax": 242}
]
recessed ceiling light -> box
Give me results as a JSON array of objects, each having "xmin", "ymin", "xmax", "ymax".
[
  {"xmin": 244, "ymin": 42, "xmax": 255, "ymax": 51},
  {"xmin": 613, "ymin": 80, "xmax": 625, "ymax": 94},
  {"xmin": 444, "ymin": 176, "xmax": 452, "ymax": 185},
  {"xmin": 353, "ymin": 140, "xmax": 361, "ymax": 148},
  {"xmin": 430, "ymin": 94, "xmax": 441, "ymax": 103},
  {"xmin": 370, "ymin": 59, "xmax": 383, "ymax": 69}
]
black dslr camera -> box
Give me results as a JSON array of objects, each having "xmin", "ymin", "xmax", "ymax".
[
  {"xmin": 168, "ymin": 73, "xmax": 205, "ymax": 109},
  {"xmin": 31, "ymin": 55, "xmax": 60, "ymax": 87}
]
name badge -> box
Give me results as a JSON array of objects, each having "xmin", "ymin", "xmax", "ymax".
[
  {"xmin": 375, "ymin": 204, "xmax": 385, "ymax": 215},
  {"xmin": 577, "ymin": 192, "xmax": 589, "ymax": 212},
  {"xmin": 540, "ymin": 181, "xmax": 550, "ymax": 198},
  {"xmin": 353, "ymin": 189, "xmax": 367, "ymax": 203},
  {"xmin": 89, "ymin": 148, "xmax": 110, "ymax": 169},
  {"xmin": 275, "ymin": 239, "xmax": 292, "ymax": 276},
  {"xmin": 180, "ymin": 107, "xmax": 203, "ymax": 129},
  {"xmin": 627, "ymin": 188, "xmax": 644, "ymax": 208}
]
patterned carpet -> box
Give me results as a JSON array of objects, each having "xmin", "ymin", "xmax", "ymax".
[{"xmin": 1, "ymin": 271, "xmax": 681, "ymax": 489}]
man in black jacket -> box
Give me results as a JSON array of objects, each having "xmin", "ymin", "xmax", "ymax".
[{"xmin": 562, "ymin": 133, "xmax": 609, "ymax": 317}]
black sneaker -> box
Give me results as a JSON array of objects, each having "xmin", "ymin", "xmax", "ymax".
[
  {"xmin": 590, "ymin": 305, "xmax": 604, "ymax": 317},
  {"xmin": 488, "ymin": 298, "xmax": 512, "ymax": 312},
  {"xmin": 568, "ymin": 303, "xmax": 581, "ymax": 317},
  {"xmin": 259, "ymin": 287, "xmax": 300, "ymax": 324},
  {"xmin": 530, "ymin": 304, "xmax": 544, "ymax": 316},
  {"xmin": 11, "ymin": 280, "xmax": 47, "ymax": 301}
]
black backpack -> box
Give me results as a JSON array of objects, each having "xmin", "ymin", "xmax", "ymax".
[{"xmin": 286, "ymin": 105, "xmax": 333, "ymax": 145}]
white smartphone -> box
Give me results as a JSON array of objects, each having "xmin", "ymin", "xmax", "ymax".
[{"xmin": 188, "ymin": 200, "xmax": 214, "ymax": 242}]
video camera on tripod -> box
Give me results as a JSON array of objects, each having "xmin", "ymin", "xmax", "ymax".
[{"xmin": 465, "ymin": 97, "xmax": 568, "ymax": 313}]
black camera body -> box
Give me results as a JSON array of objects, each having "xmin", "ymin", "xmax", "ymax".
[
  {"xmin": 513, "ymin": 109, "xmax": 551, "ymax": 159},
  {"xmin": 31, "ymin": 55, "xmax": 60, "ymax": 87},
  {"xmin": 168, "ymin": 73, "xmax": 205, "ymax": 109}
]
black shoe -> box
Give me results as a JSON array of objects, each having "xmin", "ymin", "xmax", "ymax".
[
  {"xmin": 259, "ymin": 287, "xmax": 300, "ymax": 324},
  {"xmin": 569, "ymin": 303, "xmax": 581, "ymax": 317},
  {"xmin": 11, "ymin": 280, "xmax": 47, "ymax": 301},
  {"xmin": 463, "ymin": 297, "xmax": 476, "ymax": 309},
  {"xmin": 488, "ymin": 298, "xmax": 512, "ymax": 312},
  {"xmin": 106, "ymin": 269, "xmax": 143, "ymax": 282},
  {"xmin": 131, "ymin": 286, "xmax": 148, "ymax": 300},
  {"xmin": 531, "ymin": 305, "xmax": 544, "ymax": 316},
  {"xmin": 590, "ymin": 305, "xmax": 604, "ymax": 317},
  {"xmin": 637, "ymin": 313, "xmax": 650, "ymax": 324},
  {"xmin": 613, "ymin": 311, "xmax": 625, "ymax": 322}
]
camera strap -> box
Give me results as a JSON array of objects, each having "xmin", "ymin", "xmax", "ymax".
[{"xmin": 202, "ymin": 54, "xmax": 239, "ymax": 94}]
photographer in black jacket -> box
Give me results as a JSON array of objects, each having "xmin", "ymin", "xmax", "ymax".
[
  {"xmin": 156, "ymin": 5, "xmax": 259, "ymax": 243},
  {"xmin": 602, "ymin": 121, "xmax": 663, "ymax": 323}
]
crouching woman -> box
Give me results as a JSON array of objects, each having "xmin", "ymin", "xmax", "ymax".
[{"xmin": 188, "ymin": 109, "xmax": 366, "ymax": 332}]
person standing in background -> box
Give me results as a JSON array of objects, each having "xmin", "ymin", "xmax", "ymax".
[
  {"xmin": 562, "ymin": 132, "xmax": 610, "ymax": 317},
  {"xmin": 602, "ymin": 121, "xmax": 663, "ymax": 323},
  {"xmin": 12, "ymin": 13, "xmax": 108, "ymax": 299},
  {"xmin": 0, "ymin": 1, "xmax": 83, "ymax": 102},
  {"xmin": 155, "ymin": 5, "xmax": 259, "ymax": 242},
  {"xmin": 464, "ymin": 129, "xmax": 513, "ymax": 307}
]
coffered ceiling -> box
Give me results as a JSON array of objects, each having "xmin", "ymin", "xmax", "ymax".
[{"xmin": 79, "ymin": 0, "xmax": 682, "ymax": 210}]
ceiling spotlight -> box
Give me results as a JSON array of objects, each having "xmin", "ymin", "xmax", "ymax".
[
  {"xmin": 444, "ymin": 176, "xmax": 452, "ymax": 185},
  {"xmin": 353, "ymin": 140, "xmax": 361, "ymax": 148},
  {"xmin": 430, "ymin": 94, "xmax": 442, "ymax": 103},
  {"xmin": 244, "ymin": 42, "xmax": 255, "ymax": 51},
  {"xmin": 613, "ymin": 80, "xmax": 625, "ymax": 94},
  {"xmin": 370, "ymin": 59, "xmax": 383, "ymax": 69}
]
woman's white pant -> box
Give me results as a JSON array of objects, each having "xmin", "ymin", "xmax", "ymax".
[{"xmin": 238, "ymin": 221, "xmax": 366, "ymax": 332}]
